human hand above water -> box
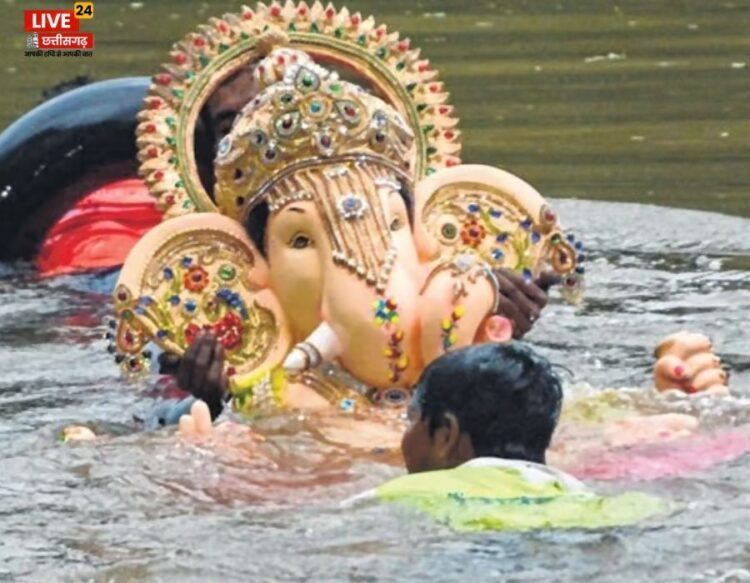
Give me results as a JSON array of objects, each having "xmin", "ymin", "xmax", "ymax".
[
  {"xmin": 174, "ymin": 332, "xmax": 229, "ymax": 420},
  {"xmin": 492, "ymin": 269, "xmax": 559, "ymax": 339}
]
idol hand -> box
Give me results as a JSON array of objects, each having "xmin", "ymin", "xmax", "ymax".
[
  {"xmin": 653, "ymin": 332, "xmax": 729, "ymax": 395},
  {"xmin": 604, "ymin": 413, "xmax": 698, "ymax": 448},
  {"xmin": 177, "ymin": 332, "xmax": 229, "ymax": 420},
  {"xmin": 492, "ymin": 269, "xmax": 559, "ymax": 339}
]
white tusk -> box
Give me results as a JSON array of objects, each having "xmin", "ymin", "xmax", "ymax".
[{"xmin": 282, "ymin": 321, "xmax": 342, "ymax": 373}]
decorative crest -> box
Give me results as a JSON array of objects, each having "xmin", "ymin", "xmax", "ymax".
[
  {"xmin": 136, "ymin": 1, "xmax": 462, "ymax": 219},
  {"xmin": 214, "ymin": 63, "xmax": 414, "ymax": 217}
]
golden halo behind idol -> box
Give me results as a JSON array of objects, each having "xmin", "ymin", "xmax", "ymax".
[
  {"xmin": 135, "ymin": 1, "xmax": 461, "ymax": 219},
  {"xmin": 110, "ymin": 2, "xmax": 585, "ymax": 414}
]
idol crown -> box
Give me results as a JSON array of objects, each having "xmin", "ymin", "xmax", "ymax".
[{"xmin": 214, "ymin": 61, "xmax": 415, "ymax": 218}]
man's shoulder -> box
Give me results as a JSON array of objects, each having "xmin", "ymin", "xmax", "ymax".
[{"xmin": 374, "ymin": 457, "xmax": 589, "ymax": 502}]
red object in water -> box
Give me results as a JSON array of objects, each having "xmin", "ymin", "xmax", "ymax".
[{"xmin": 36, "ymin": 178, "xmax": 162, "ymax": 277}]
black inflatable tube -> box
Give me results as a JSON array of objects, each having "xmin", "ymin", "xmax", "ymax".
[{"xmin": 0, "ymin": 77, "xmax": 149, "ymax": 261}]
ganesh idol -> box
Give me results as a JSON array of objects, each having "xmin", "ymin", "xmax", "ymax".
[{"xmin": 106, "ymin": 2, "xmax": 585, "ymax": 424}]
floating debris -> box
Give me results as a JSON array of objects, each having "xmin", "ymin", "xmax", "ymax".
[
  {"xmin": 584, "ymin": 52, "xmax": 626, "ymax": 63},
  {"xmin": 129, "ymin": 1, "xmax": 144, "ymax": 9},
  {"xmin": 730, "ymin": 62, "xmax": 746, "ymax": 69}
]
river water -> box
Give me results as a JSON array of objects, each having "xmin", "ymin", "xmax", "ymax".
[
  {"xmin": 3, "ymin": 201, "xmax": 750, "ymax": 581},
  {"xmin": 1, "ymin": 0, "xmax": 750, "ymax": 581}
]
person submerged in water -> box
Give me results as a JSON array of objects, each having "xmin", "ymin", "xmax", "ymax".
[
  {"xmin": 349, "ymin": 342, "xmax": 662, "ymax": 531},
  {"xmin": 176, "ymin": 341, "xmax": 663, "ymax": 530}
]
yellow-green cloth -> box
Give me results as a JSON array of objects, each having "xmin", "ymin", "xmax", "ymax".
[{"xmin": 375, "ymin": 462, "xmax": 663, "ymax": 532}]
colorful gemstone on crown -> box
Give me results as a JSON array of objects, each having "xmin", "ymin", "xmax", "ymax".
[
  {"xmin": 370, "ymin": 130, "xmax": 388, "ymax": 150},
  {"xmin": 214, "ymin": 64, "xmax": 417, "ymax": 219},
  {"xmin": 250, "ymin": 130, "xmax": 268, "ymax": 148},
  {"xmin": 338, "ymin": 194, "xmax": 369, "ymax": 220},
  {"xmin": 277, "ymin": 91, "xmax": 297, "ymax": 108},
  {"xmin": 294, "ymin": 66, "xmax": 320, "ymax": 93},
  {"xmin": 274, "ymin": 112, "xmax": 301, "ymax": 138},
  {"xmin": 335, "ymin": 100, "xmax": 361, "ymax": 125},
  {"xmin": 316, "ymin": 132, "xmax": 334, "ymax": 156},
  {"xmin": 372, "ymin": 111, "xmax": 388, "ymax": 129},
  {"xmin": 262, "ymin": 144, "xmax": 279, "ymax": 164},
  {"xmin": 217, "ymin": 136, "xmax": 232, "ymax": 157}
]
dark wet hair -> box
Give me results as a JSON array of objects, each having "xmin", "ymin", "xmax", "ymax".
[
  {"xmin": 243, "ymin": 174, "xmax": 415, "ymax": 257},
  {"xmin": 415, "ymin": 342, "xmax": 562, "ymax": 464},
  {"xmin": 196, "ymin": 67, "xmax": 257, "ymax": 199},
  {"xmin": 39, "ymin": 75, "xmax": 94, "ymax": 103}
]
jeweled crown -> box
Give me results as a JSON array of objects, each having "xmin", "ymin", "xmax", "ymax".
[{"xmin": 214, "ymin": 62, "xmax": 415, "ymax": 218}]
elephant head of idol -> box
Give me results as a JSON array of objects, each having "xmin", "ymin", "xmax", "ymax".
[
  {"xmin": 108, "ymin": 4, "xmax": 585, "ymax": 412},
  {"xmin": 208, "ymin": 61, "xmax": 425, "ymax": 389}
]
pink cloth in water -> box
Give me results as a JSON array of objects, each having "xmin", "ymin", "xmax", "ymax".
[{"xmin": 569, "ymin": 429, "xmax": 750, "ymax": 481}]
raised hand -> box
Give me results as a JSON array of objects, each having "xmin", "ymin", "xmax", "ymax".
[
  {"xmin": 176, "ymin": 332, "xmax": 229, "ymax": 419},
  {"xmin": 492, "ymin": 269, "xmax": 559, "ymax": 339}
]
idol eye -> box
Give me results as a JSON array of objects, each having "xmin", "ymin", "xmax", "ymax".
[
  {"xmin": 390, "ymin": 216, "xmax": 404, "ymax": 231},
  {"xmin": 289, "ymin": 233, "xmax": 312, "ymax": 249}
]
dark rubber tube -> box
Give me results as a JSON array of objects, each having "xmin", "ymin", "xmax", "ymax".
[{"xmin": 0, "ymin": 77, "xmax": 149, "ymax": 261}]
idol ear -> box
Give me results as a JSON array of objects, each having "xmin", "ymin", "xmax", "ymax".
[
  {"xmin": 415, "ymin": 164, "xmax": 584, "ymax": 301},
  {"xmin": 412, "ymin": 177, "xmax": 441, "ymax": 263},
  {"xmin": 110, "ymin": 213, "xmax": 291, "ymax": 390}
]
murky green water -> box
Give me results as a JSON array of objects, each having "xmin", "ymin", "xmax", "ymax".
[{"xmin": 0, "ymin": 0, "xmax": 748, "ymax": 214}]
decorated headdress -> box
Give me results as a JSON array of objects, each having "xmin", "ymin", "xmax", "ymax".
[
  {"xmin": 136, "ymin": 1, "xmax": 462, "ymax": 221},
  {"xmin": 110, "ymin": 2, "xmax": 464, "ymax": 386},
  {"xmin": 109, "ymin": 3, "xmax": 585, "ymax": 409},
  {"xmin": 212, "ymin": 62, "xmax": 415, "ymax": 218}
]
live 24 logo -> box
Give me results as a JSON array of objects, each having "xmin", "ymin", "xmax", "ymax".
[{"xmin": 24, "ymin": 2, "xmax": 95, "ymax": 56}]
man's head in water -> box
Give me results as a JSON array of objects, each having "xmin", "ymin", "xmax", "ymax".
[
  {"xmin": 196, "ymin": 67, "xmax": 261, "ymax": 194},
  {"xmin": 202, "ymin": 67, "xmax": 260, "ymax": 146},
  {"xmin": 401, "ymin": 342, "xmax": 562, "ymax": 473}
]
